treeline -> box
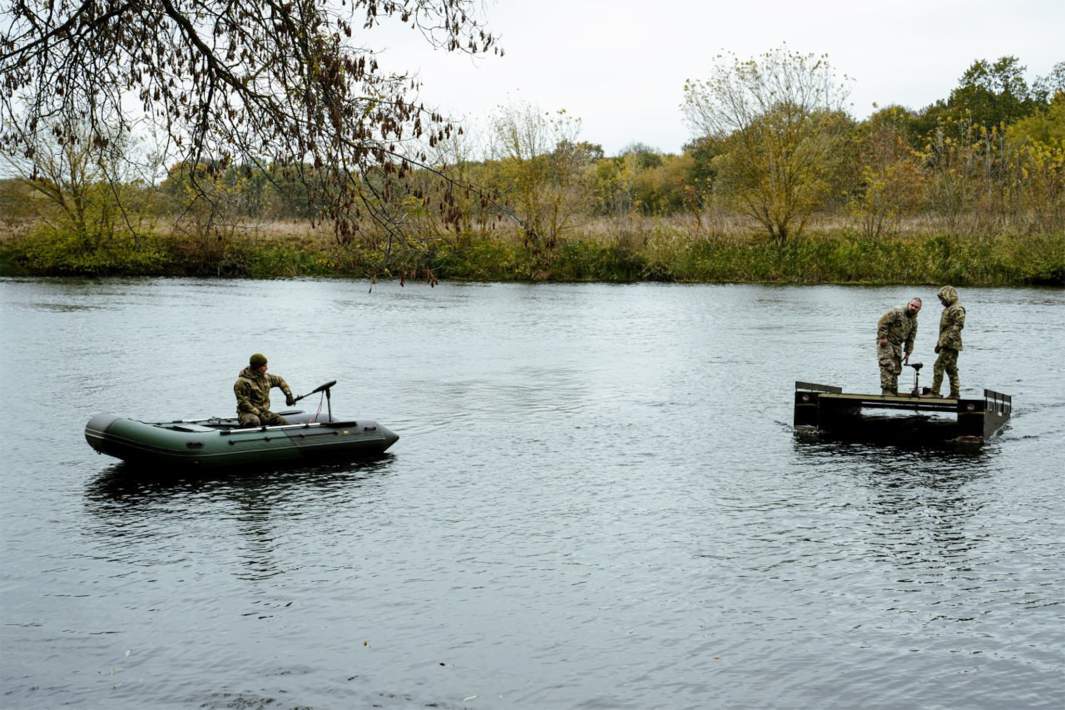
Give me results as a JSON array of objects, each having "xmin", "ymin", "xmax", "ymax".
[{"xmin": 1, "ymin": 52, "xmax": 1063, "ymax": 284}]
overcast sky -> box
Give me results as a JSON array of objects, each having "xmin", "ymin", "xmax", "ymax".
[{"xmin": 375, "ymin": 0, "xmax": 1065, "ymax": 155}]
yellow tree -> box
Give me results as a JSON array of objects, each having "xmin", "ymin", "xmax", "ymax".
[
  {"xmin": 1007, "ymin": 94, "xmax": 1065, "ymax": 231},
  {"xmin": 851, "ymin": 106, "xmax": 925, "ymax": 238},
  {"xmin": 683, "ymin": 47, "xmax": 852, "ymax": 244},
  {"xmin": 486, "ymin": 104, "xmax": 591, "ymax": 251}
]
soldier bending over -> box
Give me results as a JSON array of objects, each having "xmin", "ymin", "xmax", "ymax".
[{"xmin": 877, "ymin": 297, "xmax": 922, "ymax": 395}]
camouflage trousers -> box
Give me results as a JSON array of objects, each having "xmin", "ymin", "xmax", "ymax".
[
  {"xmin": 238, "ymin": 410, "xmax": 288, "ymax": 428},
  {"xmin": 878, "ymin": 342, "xmax": 902, "ymax": 393},
  {"xmin": 932, "ymin": 348, "xmax": 960, "ymax": 397}
]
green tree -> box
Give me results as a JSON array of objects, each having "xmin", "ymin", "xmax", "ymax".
[
  {"xmin": 1034, "ymin": 61, "xmax": 1065, "ymax": 101},
  {"xmin": 949, "ymin": 57, "xmax": 1039, "ymax": 126},
  {"xmin": 914, "ymin": 57, "xmax": 1046, "ymax": 138},
  {"xmin": 682, "ymin": 136, "xmax": 723, "ymax": 205},
  {"xmin": 631, "ymin": 153, "xmax": 695, "ymax": 215},
  {"xmin": 619, "ymin": 143, "xmax": 663, "ymax": 170}
]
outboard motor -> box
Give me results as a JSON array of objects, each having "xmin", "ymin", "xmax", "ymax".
[{"xmin": 906, "ymin": 362, "xmax": 923, "ymax": 396}]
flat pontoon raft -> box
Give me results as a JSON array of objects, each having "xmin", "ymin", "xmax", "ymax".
[{"xmin": 794, "ymin": 382, "xmax": 1011, "ymax": 443}]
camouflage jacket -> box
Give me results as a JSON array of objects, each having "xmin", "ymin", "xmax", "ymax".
[
  {"xmin": 234, "ymin": 367, "xmax": 293, "ymax": 416},
  {"xmin": 877, "ymin": 306, "xmax": 918, "ymax": 354},
  {"xmin": 937, "ymin": 287, "xmax": 965, "ymax": 351}
]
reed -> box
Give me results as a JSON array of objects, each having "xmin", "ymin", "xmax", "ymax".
[{"xmin": 2, "ymin": 221, "xmax": 1061, "ymax": 286}]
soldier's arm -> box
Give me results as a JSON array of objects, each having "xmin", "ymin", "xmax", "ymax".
[
  {"xmin": 234, "ymin": 380, "xmax": 257, "ymax": 414},
  {"xmin": 952, "ymin": 306, "xmax": 966, "ymax": 333},
  {"xmin": 876, "ymin": 311, "xmax": 893, "ymax": 340},
  {"xmin": 269, "ymin": 374, "xmax": 294, "ymax": 399},
  {"xmin": 905, "ymin": 320, "xmax": 917, "ymax": 354},
  {"xmin": 946, "ymin": 306, "xmax": 965, "ymax": 343}
]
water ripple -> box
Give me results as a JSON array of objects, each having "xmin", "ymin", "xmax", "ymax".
[{"xmin": 1, "ymin": 280, "xmax": 1063, "ymax": 709}]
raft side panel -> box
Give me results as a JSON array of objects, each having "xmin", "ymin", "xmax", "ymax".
[
  {"xmin": 794, "ymin": 382, "xmax": 841, "ymax": 426},
  {"xmin": 982, "ymin": 389, "xmax": 1012, "ymax": 438},
  {"xmin": 795, "ymin": 382, "xmax": 842, "ymax": 393},
  {"xmin": 793, "ymin": 382, "xmax": 1012, "ymax": 443}
]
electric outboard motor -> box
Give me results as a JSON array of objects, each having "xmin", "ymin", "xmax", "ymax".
[{"xmin": 906, "ymin": 362, "xmax": 923, "ymax": 395}]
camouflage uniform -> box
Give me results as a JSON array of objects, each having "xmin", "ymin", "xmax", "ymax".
[
  {"xmin": 932, "ymin": 286, "xmax": 965, "ymax": 398},
  {"xmin": 876, "ymin": 305, "xmax": 918, "ymax": 394},
  {"xmin": 234, "ymin": 366, "xmax": 294, "ymax": 427}
]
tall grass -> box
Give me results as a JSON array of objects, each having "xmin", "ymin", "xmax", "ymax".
[{"xmin": 1, "ymin": 220, "xmax": 1062, "ymax": 285}]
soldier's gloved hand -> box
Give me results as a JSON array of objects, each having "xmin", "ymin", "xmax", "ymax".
[
  {"xmin": 878, "ymin": 338, "xmax": 888, "ymax": 348},
  {"xmin": 934, "ymin": 345, "xmax": 941, "ymax": 354},
  {"xmin": 286, "ymin": 394, "xmax": 296, "ymax": 406}
]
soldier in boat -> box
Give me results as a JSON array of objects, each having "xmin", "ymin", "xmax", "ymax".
[
  {"xmin": 234, "ymin": 353, "xmax": 296, "ymax": 427},
  {"xmin": 876, "ymin": 297, "xmax": 921, "ymax": 395}
]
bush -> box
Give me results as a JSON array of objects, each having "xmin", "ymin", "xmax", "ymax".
[{"xmin": 7, "ymin": 225, "xmax": 171, "ymax": 275}]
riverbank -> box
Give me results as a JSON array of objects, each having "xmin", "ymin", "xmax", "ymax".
[{"xmin": 1, "ymin": 225, "xmax": 1062, "ymax": 285}]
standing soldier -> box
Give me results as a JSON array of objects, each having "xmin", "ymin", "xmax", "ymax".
[
  {"xmin": 876, "ymin": 297, "xmax": 922, "ymax": 395},
  {"xmin": 234, "ymin": 353, "xmax": 296, "ymax": 427},
  {"xmin": 931, "ymin": 286, "xmax": 965, "ymax": 399}
]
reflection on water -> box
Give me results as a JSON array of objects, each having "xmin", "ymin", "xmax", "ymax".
[
  {"xmin": 797, "ymin": 440, "xmax": 992, "ymax": 571},
  {"xmin": 2, "ymin": 279, "xmax": 1063, "ymax": 710},
  {"xmin": 85, "ymin": 458, "xmax": 396, "ymax": 582},
  {"xmin": 24, "ymin": 302, "xmax": 110, "ymax": 313},
  {"xmin": 85, "ymin": 457, "xmax": 396, "ymax": 511}
]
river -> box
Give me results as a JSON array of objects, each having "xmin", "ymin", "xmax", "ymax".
[{"xmin": 1, "ymin": 278, "xmax": 1063, "ymax": 709}]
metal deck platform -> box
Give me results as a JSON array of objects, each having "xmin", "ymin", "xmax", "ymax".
[{"xmin": 794, "ymin": 381, "xmax": 1012, "ymax": 443}]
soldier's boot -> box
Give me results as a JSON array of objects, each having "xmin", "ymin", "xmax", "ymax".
[{"xmin": 930, "ymin": 372, "xmax": 943, "ymax": 398}]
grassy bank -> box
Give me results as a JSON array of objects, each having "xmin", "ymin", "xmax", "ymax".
[{"xmin": 1, "ymin": 224, "xmax": 1062, "ymax": 286}]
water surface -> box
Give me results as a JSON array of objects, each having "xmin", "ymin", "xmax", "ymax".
[{"xmin": 1, "ymin": 279, "xmax": 1063, "ymax": 709}]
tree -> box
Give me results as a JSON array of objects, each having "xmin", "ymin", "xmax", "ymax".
[
  {"xmin": 850, "ymin": 106, "xmax": 924, "ymax": 238},
  {"xmin": 682, "ymin": 135, "xmax": 722, "ymax": 202},
  {"xmin": 1006, "ymin": 94, "xmax": 1065, "ymax": 231},
  {"xmin": 0, "ymin": 113, "xmax": 152, "ymax": 244},
  {"xmin": 618, "ymin": 143, "xmax": 663, "ymax": 170},
  {"xmin": 947, "ymin": 57, "xmax": 1039, "ymax": 127},
  {"xmin": 1034, "ymin": 61, "xmax": 1065, "ymax": 102},
  {"xmin": 914, "ymin": 56, "xmax": 1050, "ymax": 139},
  {"xmin": 683, "ymin": 47, "xmax": 851, "ymax": 243},
  {"xmin": 1008, "ymin": 93, "xmax": 1065, "ymax": 146},
  {"xmin": 486, "ymin": 104, "xmax": 590, "ymax": 250},
  {"xmin": 1, "ymin": 0, "xmax": 498, "ymax": 247}
]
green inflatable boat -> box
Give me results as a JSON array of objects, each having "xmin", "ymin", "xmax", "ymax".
[
  {"xmin": 85, "ymin": 410, "xmax": 398, "ymax": 469},
  {"xmin": 85, "ymin": 382, "xmax": 398, "ymax": 469}
]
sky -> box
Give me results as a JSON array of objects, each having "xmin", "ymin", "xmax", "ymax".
[{"xmin": 372, "ymin": 0, "xmax": 1065, "ymax": 156}]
